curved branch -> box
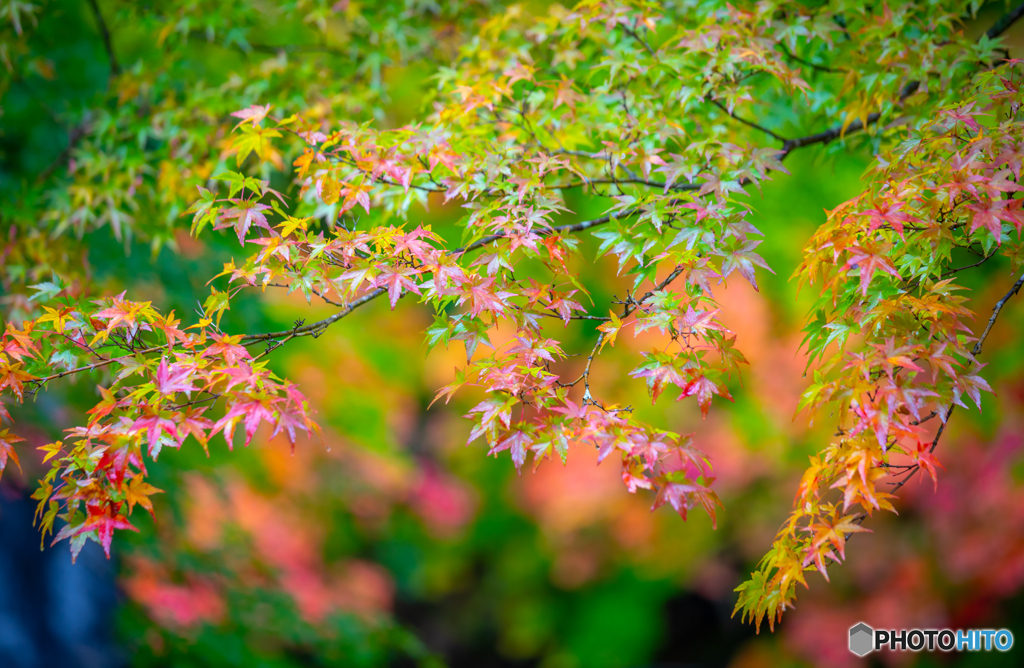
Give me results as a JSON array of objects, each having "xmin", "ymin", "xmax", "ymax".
[
  {"xmin": 987, "ymin": 2, "xmax": 1024, "ymax": 40},
  {"xmin": 879, "ymin": 271, "xmax": 1024, "ymax": 498},
  {"xmin": 86, "ymin": 0, "xmax": 120, "ymax": 77}
]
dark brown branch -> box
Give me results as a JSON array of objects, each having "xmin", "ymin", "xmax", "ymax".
[
  {"xmin": 941, "ymin": 250, "xmax": 998, "ymax": 278},
  {"xmin": 971, "ymin": 271, "xmax": 1024, "ymax": 357},
  {"xmin": 777, "ymin": 44, "xmax": 843, "ymax": 74},
  {"xmin": 36, "ymin": 123, "xmax": 89, "ymax": 184},
  {"xmin": 87, "ymin": 0, "xmax": 120, "ymax": 77},
  {"xmin": 552, "ymin": 177, "xmax": 701, "ymax": 191},
  {"xmin": 710, "ymin": 99, "xmax": 788, "ymax": 143},
  {"xmin": 986, "ymin": 2, "xmax": 1024, "ymax": 40},
  {"xmin": 243, "ymin": 105, "xmax": 891, "ymax": 346},
  {"xmin": 781, "ymin": 81, "xmax": 921, "ymax": 155},
  {"xmin": 885, "ymin": 271, "xmax": 1024, "ymax": 498},
  {"xmin": 621, "ymin": 20, "xmax": 656, "ymax": 57},
  {"xmin": 240, "ymin": 287, "xmax": 386, "ymax": 342},
  {"xmin": 577, "ymin": 264, "xmax": 686, "ymax": 404},
  {"xmin": 237, "ymin": 9, "xmax": 1024, "ymax": 352}
]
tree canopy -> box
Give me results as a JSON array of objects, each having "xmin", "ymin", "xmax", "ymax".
[{"xmin": 3, "ymin": 0, "xmax": 1024, "ymax": 663}]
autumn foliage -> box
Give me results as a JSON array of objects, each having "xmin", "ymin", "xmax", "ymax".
[{"xmin": 3, "ymin": 0, "xmax": 1024, "ymax": 647}]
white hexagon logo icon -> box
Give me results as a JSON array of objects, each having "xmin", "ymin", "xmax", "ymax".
[{"xmin": 849, "ymin": 622, "xmax": 874, "ymax": 657}]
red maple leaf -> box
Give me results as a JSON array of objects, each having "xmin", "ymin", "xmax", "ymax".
[
  {"xmin": 488, "ymin": 429, "xmax": 533, "ymax": 472},
  {"xmin": 459, "ymin": 276, "xmax": 514, "ymax": 318},
  {"xmin": 680, "ymin": 374, "xmax": 733, "ymax": 418},
  {"xmin": 230, "ymin": 103, "xmax": 272, "ymax": 127},
  {"xmin": 844, "ymin": 246, "xmax": 902, "ymax": 296},
  {"xmin": 941, "ymin": 102, "xmax": 983, "ymax": 132},
  {"xmin": 154, "ymin": 359, "xmax": 199, "ymax": 396},
  {"xmin": 0, "ymin": 428, "xmax": 24, "ymax": 480},
  {"xmin": 202, "ymin": 333, "xmax": 251, "ymax": 366},
  {"xmin": 372, "ymin": 265, "xmax": 423, "ymax": 308},
  {"xmin": 721, "ymin": 240, "xmax": 774, "ymax": 291},
  {"xmin": 216, "ymin": 201, "xmax": 273, "ymax": 244},
  {"xmin": 914, "ymin": 440, "xmax": 945, "ymax": 492}
]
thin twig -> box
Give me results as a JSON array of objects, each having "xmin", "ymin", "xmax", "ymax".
[
  {"xmin": 876, "ymin": 272, "xmax": 1023, "ymax": 498},
  {"xmin": 86, "ymin": 0, "xmax": 120, "ymax": 77},
  {"xmin": 710, "ymin": 99, "xmax": 788, "ymax": 143},
  {"xmin": 776, "ymin": 44, "xmax": 844, "ymax": 74},
  {"xmin": 577, "ymin": 265, "xmax": 686, "ymax": 404}
]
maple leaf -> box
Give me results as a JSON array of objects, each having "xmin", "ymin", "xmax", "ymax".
[
  {"xmin": 721, "ymin": 241, "xmax": 774, "ymax": 290},
  {"xmin": 431, "ymin": 368, "xmax": 468, "ymax": 407},
  {"xmin": 676, "ymin": 306, "xmax": 725, "ymax": 337},
  {"xmin": 696, "ymin": 172, "xmax": 745, "ymax": 199},
  {"xmin": 966, "ymin": 198, "xmax": 1018, "ymax": 239},
  {"xmin": 232, "ymin": 125, "xmax": 283, "ymax": 166},
  {"xmin": 0, "ymin": 361, "xmax": 35, "ymax": 401},
  {"xmin": 806, "ymin": 513, "xmax": 871, "ymax": 565},
  {"xmin": 551, "ymin": 398, "xmax": 589, "ymax": 421},
  {"xmin": 132, "ymin": 414, "xmax": 179, "ymax": 458},
  {"xmin": 86, "ymin": 386, "xmax": 121, "ymax": 426},
  {"xmin": 36, "ymin": 305, "xmax": 76, "ymax": 333},
  {"xmin": 630, "ymin": 359, "xmax": 686, "ymax": 404},
  {"xmin": 339, "ymin": 181, "xmax": 374, "ymax": 214},
  {"xmin": 154, "ymin": 358, "xmax": 199, "ymax": 396},
  {"xmin": 844, "ymin": 246, "xmax": 902, "ymax": 297},
  {"xmin": 941, "ymin": 102, "xmax": 983, "ymax": 132},
  {"xmin": 97, "ymin": 443, "xmax": 131, "ymax": 488},
  {"xmin": 372, "ymin": 265, "xmax": 423, "ymax": 308},
  {"xmin": 952, "ymin": 371, "xmax": 993, "ymax": 411},
  {"xmin": 652, "ymin": 481, "xmax": 721, "ymax": 526},
  {"xmin": 125, "ymin": 475, "xmax": 163, "ymax": 515},
  {"xmin": 680, "ymin": 375, "xmax": 733, "ymax": 418},
  {"xmin": 202, "ymin": 333, "xmax": 251, "ymax": 366},
  {"xmin": 0, "ymin": 428, "xmax": 24, "ymax": 480},
  {"xmin": 552, "ymin": 76, "xmax": 584, "ymax": 112},
  {"xmin": 2, "ymin": 324, "xmax": 39, "ymax": 361},
  {"xmin": 230, "ymin": 103, "xmax": 272, "ymax": 128},
  {"xmin": 857, "ymin": 201, "xmax": 921, "ymax": 235},
  {"xmin": 61, "ymin": 504, "xmax": 138, "ymax": 559},
  {"xmin": 507, "ymin": 336, "xmax": 559, "ymax": 366},
  {"xmin": 489, "ymin": 429, "xmax": 533, "ymax": 472},
  {"xmin": 215, "ymin": 397, "xmax": 278, "ymax": 448},
  {"xmin": 465, "ymin": 399, "xmax": 512, "ymax": 445},
  {"xmin": 155, "ymin": 312, "xmax": 191, "ymax": 347},
  {"xmin": 913, "ymin": 441, "xmax": 945, "ymax": 492},
  {"xmin": 271, "ymin": 406, "xmax": 311, "ymax": 450},
  {"xmin": 596, "ymin": 310, "xmax": 623, "ymax": 350},
  {"xmin": 622, "ymin": 460, "xmax": 654, "ymax": 493},
  {"xmin": 655, "ymin": 153, "xmax": 699, "ymax": 191},
  {"xmin": 216, "ymin": 201, "xmax": 273, "ymax": 244},
  {"xmin": 176, "ymin": 409, "xmax": 214, "ymax": 454},
  {"xmin": 459, "ymin": 276, "xmax": 514, "ymax": 318}
]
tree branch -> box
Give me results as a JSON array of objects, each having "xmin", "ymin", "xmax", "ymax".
[
  {"xmin": 776, "ymin": 43, "xmax": 843, "ymax": 74},
  {"xmin": 987, "ymin": 2, "xmax": 1024, "ymax": 40},
  {"xmin": 710, "ymin": 99, "xmax": 788, "ymax": 143},
  {"xmin": 884, "ymin": 271, "xmax": 1024, "ymax": 497},
  {"xmin": 86, "ymin": 0, "xmax": 120, "ymax": 77},
  {"xmin": 238, "ymin": 8, "xmax": 1024, "ymax": 354}
]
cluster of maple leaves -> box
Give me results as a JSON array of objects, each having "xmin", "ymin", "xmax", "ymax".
[
  {"xmin": 0, "ymin": 289, "xmax": 315, "ymax": 559},
  {"xmin": 2, "ymin": 0, "xmax": 1023, "ymax": 637},
  {"xmin": 735, "ymin": 65, "xmax": 1024, "ymax": 631}
]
